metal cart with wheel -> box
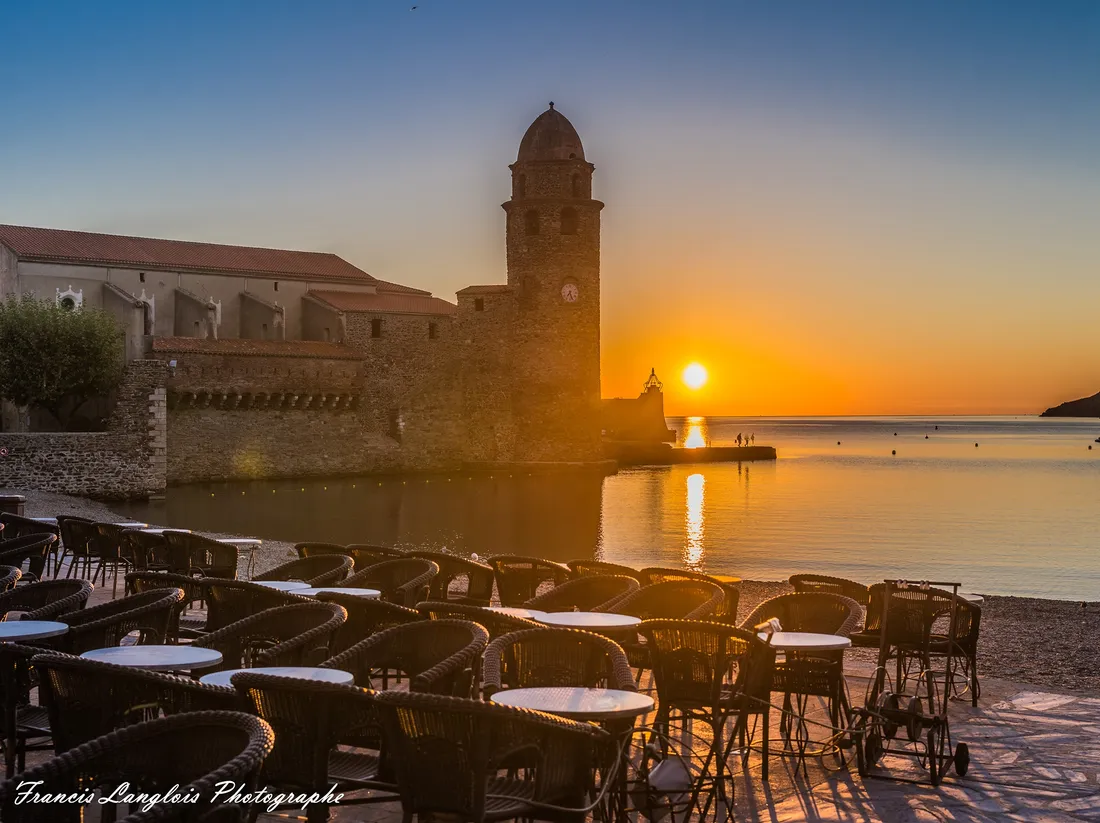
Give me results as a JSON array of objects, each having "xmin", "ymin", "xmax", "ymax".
[{"xmin": 850, "ymin": 579, "xmax": 971, "ymax": 785}]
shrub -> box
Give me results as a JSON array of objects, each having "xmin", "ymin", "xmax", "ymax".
[{"xmin": 0, "ymin": 295, "xmax": 124, "ymax": 428}]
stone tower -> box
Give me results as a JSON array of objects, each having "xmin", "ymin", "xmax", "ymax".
[{"xmin": 503, "ymin": 103, "xmax": 604, "ymax": 461}]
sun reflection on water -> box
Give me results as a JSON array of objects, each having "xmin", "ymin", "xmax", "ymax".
[
  {"xmin": 684, "ymin": 472, "xmax": 705, "ymax": 567},
  {"xmin": 683, "ymin": 416, "xmax": 709, "ymax": 449}
]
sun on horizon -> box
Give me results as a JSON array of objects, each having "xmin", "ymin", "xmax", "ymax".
[{"xmin": 682, "ymin": 362, "xmax": 709, "ymax": 390}]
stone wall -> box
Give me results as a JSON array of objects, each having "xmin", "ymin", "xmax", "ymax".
[{"xmin": 0, "ymin": 360, "xmax": 168, "ymax": 499}]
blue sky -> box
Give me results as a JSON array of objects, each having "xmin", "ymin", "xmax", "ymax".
[{"xmin": 2, "ymin": 1, "xmax": 1098, "ymax": 412}]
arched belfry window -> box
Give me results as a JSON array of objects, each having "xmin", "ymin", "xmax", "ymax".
[
  {"xmin": 524, "ymin": 209, "xmax": 540, "ymax": 236},
  {"xmin": 560, "ymin": 207, "xmax": 578, "ymax": 235},
  {"xmin": 571, "ymin": 173, "xmax": 582, "ymax": 198},
  {"xmin": 516, "ymin": 174, "xmax": 526, "ymax": 199}
]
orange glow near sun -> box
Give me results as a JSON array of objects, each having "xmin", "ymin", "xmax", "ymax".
[{"xmin": 682, "ymin": 363, "xmax": 708, "ymax": 390}]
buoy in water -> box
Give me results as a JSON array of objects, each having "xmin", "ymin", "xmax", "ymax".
[{"xmin": 892, "ymin": 450, "xmax": 896, "ymax": 456}]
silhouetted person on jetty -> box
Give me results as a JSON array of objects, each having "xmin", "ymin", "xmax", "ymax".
[
  {"xmin": 750, "ymin": 433, "xmax": 755, "ymax": 446},
  {"xmin": 736, "ymin": 433, "xmax": 743, "ymax": 447}
]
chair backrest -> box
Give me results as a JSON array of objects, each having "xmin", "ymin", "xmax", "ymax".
[
  {"xmin": 0, "ymin": 533, "xmax": 58, "ymax": 580},
  {"xmin": 487, "ymin": 555, "xmax": 570, "ymax": 606},
  {"xmin": 405, "ymin": 551, "xmax": 495, "ymax": 606},
  {"xmin": 640, "ymin": 619, "xmax": 776, "ymax": 710},
  {"xmin": 120, "ymin": 529, "xmax": 170, "ymax": 573},
  {"xmin": 639, "ymin": 567, "xmax": 740, "ymax": 619},
  {"xmin": 0, "ymin": 565, "xmax": 21, "ymax": 593},
  {"xmin": 605, "ymin": 580, "xmax": 725, "ymax": 620},
  {"xmin": 0, "ymin": 710, "xmax": 273, "ymax": 823},
  {"xmin": 789, "ymin": 573, "xmax": 870, "ymax": 606},
  {"xmin": 194, "ymin": 602, "xmax": 348, "ymax": 669},
  {"xmin": 322, "ymin": 618, "xmax": 488, "ymax": 697},
  {"xmin": 739, "ymin": 591, "xmax": 862, "ymax": 637},
  {"xmin": 60, "ymin": 588, "xmax": 186, "ymax": 653},
  {"xmin": 482, "ymin": 626, "xmax": 635, "ymax": 699},
  {"xmin": 0, "ymin": 513, "xmax": 58, "ymax": 542},
  {"xmin": 56, "ymin": 516, "xmax": 93, "ymax": 558},
  {"xmin": 295, "ymin": 542, "xmax": 350, "ymax": 560},
  {"xmin": 202, "ymin": 578, "xmax": 310, "ymax": 633},
  {"xmin": 524, "ymin": 574, "xmax": 640, "ymax": 612},
  {"xmin": 881, "ymin": 584, "xmax": 970, "ymax": 648},
  {"xmin": 567, "ymin": 559, "xmax": 644, "ymax": 581},
  {"xmin": 344, "ymin": 558, "xmax": 439, "ymax": 607},
  {"xmin": 416, "ymin": 600, "xmax": 539, "ymax": 639},
  {"xmin": 374, "ymin": 690, "xmax": 607, "ymax": 822},
  {"xmin": 34, "ymin": 652, "xmax": 237, "ymax": 754},
  {"xmin": 344, "ymin": 543, "xmax": 406, "ymax": 570},
  {"xmin": 316, "ymin": 592, "xmax": 424, "ymax": 654},
  {"xmin": 254, "ymin": 554, "xmax": 353, "ymax": 587},
  {"xmin": 0, "ymin": 579, "xmax": 92, "ymax": 621},
  {"xmin": 162, "ymin": 531, "xmax": 238, "ymax": 579},
  {"xmin": 93, "ymin": 522, "xmax": 129, "ymax": 561}
]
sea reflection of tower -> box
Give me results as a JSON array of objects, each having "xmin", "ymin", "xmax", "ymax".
[{"xmin": 684, "ymin": 472, "xmax": 705, "ymax": 567}]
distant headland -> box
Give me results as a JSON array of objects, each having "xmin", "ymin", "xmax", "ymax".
[{"xmin": 1041, "ymin": 390, "xmax": 1100, "ymax": 418}]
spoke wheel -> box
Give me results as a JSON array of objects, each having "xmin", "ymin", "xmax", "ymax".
[{"xmin": 954, "ymin": 742, "xmax": 970, "ymax": 777}]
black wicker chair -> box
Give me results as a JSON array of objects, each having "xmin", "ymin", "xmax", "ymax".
[
  {"xmin": 482, "ymin": 626, "xmax": 636, "ymax": 699},
  {"xmin": 120, "ymin": 529, "xmax": 172, "ymax": 578},
  {"xmin": 192, "ymin": 602, "xmax": 347, "ymax": 671},
  {"xmin": 0, "ymin": 534, "xmax": 57, "ymax": 584},
  {"xmin": 417, "ymin": 600, "xmax": 541, "ymax": 640},
  {"xmin": 0, "ymin": 567, "xmax": 20, "ymax": 593},
  {"xmin": 789, "ymin": 573, "xmax": 871, "ymax": 606},
  {"xmin": 54, "ymin": 588, "xmax": 186, "ymax": 654},
  {"xmin": 315, "ymin": 592, "xmax": 423, "ymax": 655},
  {"xmin": 375, "ymin": 690, "xmax": 610, "ymax": 823},
  {"xmin": 163, "ymin": 530, "xmax": 238, "ymax": 579},
  {"xmin": 231, "ymin": 672, "xmax": 392, "ymax": 822},
  {"xmin": 295, "ymin": 541, "xmax": 351, "ymax": 560},
  {"xmin": 322, "ymin": 618, "xmax": 489, "ymax": 697},
  {"xmin": 91, "ymin": 522, "xmax": 136, "ymax": 596},
  {"xmin": 343, "ymin": 543, "xmax": 406, "ymax": 571},
  {"xmin": 567, "ymin": 559, "xmax": 645, "ymax": 581},
  {"xmin": 202, "ymin": 578, "xmax": 311, "ymax": 634},
  {"xmin": 640, "ymin": 567, "xmax": 741, "ymax": 623},
  {"xmin": 56, "ymin": 517, "xmax": 95, "ymax": 580},
  {"xmin": 343, "ymin": 558, "xmax": 438, "ymax": 607},
  {"xmin": 34, "ymin": 652, "xmax": 238, "ymax": 754},
  {"xmin": 125, "ymin": 571, "xmax": 207, "ymax": 641},
  {"xmin": 405, "ymin": 550, "xmax": 495, "ymax": 606},
  {"xmin": 253, "ymin": 554, "xmax": 353, "ymax": 587},
  {"xmin": 488, "ymin": 555, "xmax": 570, "ymax": 606},
  {"xmin": 0, "ymin": 580, "xmax": 91, "ymax": 622},
  {"xmin": 523, "ymin": 574, "xmax": 640, "ymax": 613},
  {"xmin": 0, "ymin": 513, "xmax": 58, "ymax": 546},
  {"xmin": 0, "ymin": 710, "xmax": 273, "ymax": 823}
]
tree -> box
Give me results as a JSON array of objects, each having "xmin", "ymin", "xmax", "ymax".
[{"xmin": 0, "ymin": 295, "xmax": 124, "ymax": 429}]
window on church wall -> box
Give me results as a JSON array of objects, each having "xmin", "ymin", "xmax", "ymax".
[
  {"xmin": 428, "ymin": 322, "xmax": 438, "ymax": 339},
  {"xmin": 560, "ymin": 207, "xmax": 578, "ymax": 235},
  {"xmin": 474, "ymin": 298, "xmax": 484, "ymax": 312},
  {"xmin": 371, "ymin": 318, "xmax": 382, "ymax": 338},
  {"xmin": 571, "ymin": 173, "xmax": 582, "ymax": 198},
  {"xmin": 524, "ymin": 209, "xmax": 540, "ymax": 236},
  {"xmin": 516, "ymin": 174, "xmax": 526, "ymax": 199},
  {"xmin": 323, "ymin": 327, "xmax": 331, "ymax": 341},
  {"xmin": 261, "ymin": 323, "xmax": 268, "ymax": 340}
]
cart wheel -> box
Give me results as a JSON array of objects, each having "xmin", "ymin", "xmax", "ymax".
[
  {"xmin": 927, "ymin": 726, "xmax": 941, "ymax": 785},
  {"xmin": 865, "ymin": 727, "xmax": 884, "ymax": 768},
  {"xmin": 878, "ymin": 692, "xmax": 900, "ymax": 739},
  {"xmin": 904, "ymin": 696, "xmax": 924, "ymax": 742},
  {"xmin": 954, "ymin": 742, "xmax": 970, "ymax": 777}
]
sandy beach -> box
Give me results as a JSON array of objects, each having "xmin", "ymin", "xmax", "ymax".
[{"xmin": 12, "ymin": 487, "xmax": 1100, "ymax": 695}]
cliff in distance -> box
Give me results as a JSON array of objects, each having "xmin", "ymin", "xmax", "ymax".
[{"xmin": 1041, "ymin": 390, "xmax": 1100, "ymax": 418}]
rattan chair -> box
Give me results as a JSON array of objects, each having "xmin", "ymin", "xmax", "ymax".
[
  {"xmin": 482, "ymin": 626, "xmax": 636, "ymax": 700},
  {"xmin": 315, "ymin": 592, "xmax": 423, "ymax": 654},
  {"xmin": 55, "ymin": 588, "xmax": 186, "ymax": 654},
  {"xmin": 91, "ymin": 523, "xmax": 137, "ymax": 596},
  {"xmin": 567, "ymin": 559, "xmax": 645, "ymax": 581},
  {"xmin": 232, "ymin": 672, "xmax": 392, "ymax": 822},
  {"xmin": 343, "ymin": 558, "xmax": 438, "ymax": 607},
  {"xmin": 125, "ymin": 571, "xmax": 207, "ymax": 641},
  {"xmin": 0, "ymin": 580, "xmax": 91, "ymax": 622},
  {"xmin": 0, "ymin": 645, "xmax": 52, "ymax": 777},
  {"xmin": 295, "ymin": 541, "xmax": 351, "ymax": 560},
  {"xmin": 416, "ymin": 600, "xmax": 541, "ymax": 639},
  {"xmin": 0, "ymin": 566, "xmax": 20, "ymax": 593},
  {"xmin": 322, "ymin": 618, "xmax": 489, "ymax": 697},
  {"xmin": 163, "ymin": 530, "xmax": 238, "ymax": 579},
  {"xmin": 488, "ymin": 555, "xmax": 570, "ymax": 606},
  {"xmin": 0, "ymin": 534, "xmax": 57, "ymax": 584},
  {"xmin": 375, "ymin": 690, "xmax": 609, "ymax": 823},
  {"xmin": 253, "ymin": 554, "xmax": 353, "ymax": 587},
  {"xmin": 405, "ymin": 550, "xmax": 495, "ymax": 606},
  {"xmin": 344, "ymin": 543, "xmax": 406, "ymax": 570},
  {"xmin": 640, "ymin": 567, "xmax": 741, "ymax": 622},
  {"xmin": 0, "ymin": 513, "xmax": 58, "ymax": 545},
  {"xmin": 740, "ymin": 591, "xmax": 862, "ymax": 638},
  {"xmin": 789, "ymin": 573, "xmax": 871, "ymax": 606},
  {"xmin": 640, "ymin": 619, "xmax": 777, "ymax": 787},
  {"xmin": 0, "ymin": 710, "xmax": 273, "ymax": 823},
  {"xmin": 56, "ymin": 517, "xmax": 95, "ymax": 580},
  {"xmin": 34, "ymin": 652, "xmax": 238, "ymax": 755},
  {"xmin": 524, "ymin": 574, "xmax": 640, "ymax": 613},
  {"xmin": 201, "ymin": 577, "xmax": 311, "ymax": 634},
  {"xmin": 193, "ymin": 602, "xmax": 347, "ymax": 671},
  {"xmin": 120, "ymin": 529, "xmax": 171, "ymax": 577}
]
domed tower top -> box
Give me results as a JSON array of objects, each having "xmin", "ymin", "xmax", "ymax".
[{"xmin": 516, "ymin": 103, "xmax": 585, "ymax": 162}]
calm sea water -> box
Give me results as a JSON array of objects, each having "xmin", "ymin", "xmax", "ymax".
[{"xmin": 120, "ymin": 416, "xmax": 1100, "ymax": 601}]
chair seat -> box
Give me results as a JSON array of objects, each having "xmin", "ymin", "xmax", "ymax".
[
  {"xmin": 328, "ymin": 749, "xmax": 382, "ymax": 787},
  {"xmin": 17, "ymin": 705, "xmax": 51, "ymax": 737},
  {"xmin": 849, "ymin": 630, "xmax": 879, "ymax": 648},
  {"xmin": 485, "ymin": 775, "xmax": 537, "ymax": 820}
]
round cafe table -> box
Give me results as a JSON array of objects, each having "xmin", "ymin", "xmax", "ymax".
[
  {"xmin": 0, "ymin": 621, "xmax": 69, "ymax": 643},
  {"xmin": 758, "ymin": 632, "xmax": 852, "ymax": 651},
  {"xmin": 251, "ymin": 580, "xmax": 310, "ymax": 592},
  {"xmin": 488, "ymin": 606, "xmax": 547, "ymax": 620},
  {"xmin": 294, "ymin": 587, "xmax": 381, "ymax": 599},
  {"xmin": 491, "ymin": 686, "xmax": 653, "ymax": 721},
  {"xmin": 200, "ymin": 666, "xmax": 355, "ymax": 687},
  {"xmin": 959, "ymin": 592, "xmax": 984, "ymax": 605},
  {"xmin": 534, "ymin": 612, "xmax": 641, "ymax": 630},
  {"xmin": 80, "ymin": 645, "xmax": 222, "ymax": 673}
]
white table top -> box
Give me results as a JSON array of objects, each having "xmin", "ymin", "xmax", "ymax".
[
  {"xmin": 492, "ymin": 687, "xmax": 654, "ymax": 720},
  {"xmin": 252, "ymin": 580, "xmax": 310, "ymax": 591},
  {"xmin": 758, "ymin": 631, "xmax": 852, "ymax": 651},
  {"xmin": 535, "ymin": 612, "xmax": 641, "ymax": 630},
  {"xmin": 489, "ymin": 607, "xmax": 547, "ymax": 620},
  {"xmin": 959, "ymin": 592, "xmax": 984, "ymax": 605},
  {"xmin": 81, "ymin": 645, "xmax": 223, "ymax": 672},
  {"xmin": 295, "ymin": 587, "xmax": 381, "ymax": 599},
  {"xmin": 199, "ymin": 666, "xmax": 355, "ymax": 687},
  {"xmin": 33, "ymin": 518, "xmax": 148, "ymax": 528},
  {"xmin": 220, "ymin": 538, "xmax": 262, "ymax": 547},
  {"xmin": 0, "ymin": 621, "xmax": 70, "ymax": 642}
]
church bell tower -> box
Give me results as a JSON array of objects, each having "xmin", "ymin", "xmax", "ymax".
[{"xmin": 503, "ymin": 103, "xmax": 604, "ymax": 461}]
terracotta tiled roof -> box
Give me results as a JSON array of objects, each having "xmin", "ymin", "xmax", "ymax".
[
  {"xmin": 308, "ymin": 290, "xmax": 457, "ymax": 316},
  {"xmin": 456, "ymin": 284, "xmax": 512, "ymax": 295},
  {"xmin": 0, "ymin": 224, "xmax": 376, "ymax": 284},
  {"xmin": 374, "ymin": 279, "xmax": 431, "ymax": 296},
  {"xmin": 152, "ymin": 337, "xmax": 362, "ymax": 360}
]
